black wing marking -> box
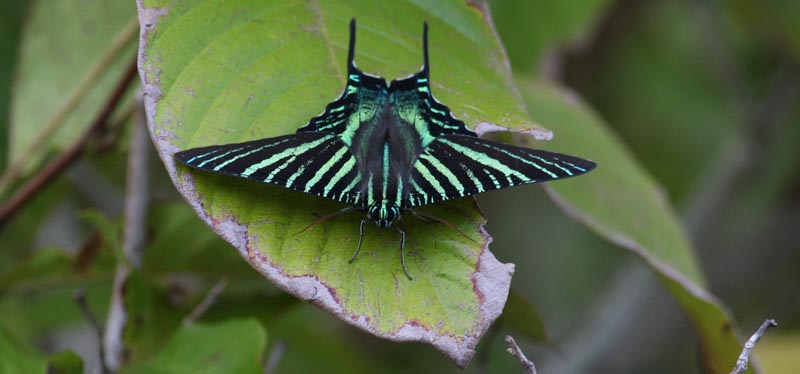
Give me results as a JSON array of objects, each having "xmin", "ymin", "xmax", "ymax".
[
  {"xmin": 297, "ymin": 19, "xmax": 387, "ymax": 137},
  {"xmin": 405, "ymin": 134, "xmax": 596, "ymax": 207},
  {"xmin": 175, "ymin": 132, "xmax": 364, "ymax": 205},
  {"xmin": 388, "ymin": 22, "xmax": 476, "ymax": 142}
]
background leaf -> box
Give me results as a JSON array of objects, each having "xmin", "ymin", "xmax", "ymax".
[
  {"xmin": 126, "ymin": 318, "xmax": 267, "ymax": 374},
  {"xmin": 47, "ymin": 349, "xmax": 84, "ymax": 374},
  {"xmin": 488, "ymin": 0, "xmax": 613, "ymax": 73},
  {"xmin": 498, "ymin": 290, "xmax": 548, "ymax": 343},
  {"xmin": 6, "ymin": 0, "xmax": 137, "ymax": 179},
  {"xmin": 516, "ymin": 79, "xmax": 747, "ymax": 373}
]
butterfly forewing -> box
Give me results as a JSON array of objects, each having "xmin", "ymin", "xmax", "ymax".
[
  {"xmin": 296, "ymin": 69, "xmax": 387, "ymax": 143},
  {"xmin": 175, "ymin": 132, "xmax": 364, "ymax": 206},
  {"xmin": 405, "ymin": 134, "xmax": 596, "ymax": 207}
]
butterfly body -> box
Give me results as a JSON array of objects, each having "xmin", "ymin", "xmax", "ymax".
[{"xmin": 175, "ymin": 19, "xmax": 596, "ymax": 279}]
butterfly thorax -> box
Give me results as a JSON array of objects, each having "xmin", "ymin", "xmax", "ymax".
[{"xmin": 351, "ymin": 97, "xmax": 422, "ymax": 228}]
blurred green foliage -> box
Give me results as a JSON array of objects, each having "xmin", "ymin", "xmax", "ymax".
[{"xmin": 1, "ymin": 0, "xmax": 798, "ymax": 373}]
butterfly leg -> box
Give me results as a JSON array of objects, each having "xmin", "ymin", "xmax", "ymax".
[
  {"xmin": 396, "ymin": 227, "xmax": 412, "ymax": 280},
  {"xmin": 408, "ymin": 209, "xmax": 474, "ymax": 242},
  {"xmin": 349, "ymin": 219, "xmax": 367, "ymax": 264}
]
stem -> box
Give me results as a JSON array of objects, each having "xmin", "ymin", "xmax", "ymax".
[
  {"xmin": 505, "ymin": 335, "xmax": 537, "ymax": 374},
  {"xmin": 102, "ymin": 100, "xmax": 149, "ymax": 371},
  {"xmin": 183, "ymin": 279, "xmax": 229, "ymax": 326},
  {"xmin": 263, "ymin": 340, "xmax": 286, "ymax": 374},
  {"xmin": 730, "ymin": 319, "xmax": 777, "ymax": 374},
  {"xmin": 74, "ymin": 286, "xmax": 109, "ymax": 374}
]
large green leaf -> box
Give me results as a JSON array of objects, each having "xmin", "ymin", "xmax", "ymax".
[
  {"xmin": 126, "ymin": 318, "xmax": 267, "ymax": 374},
  {"xmin": 139, "ymin": 0, "xmax": 531, "ymax": 366},
  {"xmin": 2, "ymin": 0, "xmax": 138, "ymax": 193},
  {"xmin": 516, "ymin": 79, "xmax": 747, "ymax": 373}
]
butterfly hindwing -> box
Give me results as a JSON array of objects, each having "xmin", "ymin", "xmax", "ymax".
[
  {"xmin": 296, "ymin": 69, "xmax": 387, "ymax": 140},
  {"xmin": 405, "ymin": 134, "xmax": 596, "ymax": 207},
  {"xmin": 389, "ymin": 72, "xmax": 476, "ymax": 145},
  {"xmin": 175, "ymin": 132, "xmax": 363, "ymax": 205}
]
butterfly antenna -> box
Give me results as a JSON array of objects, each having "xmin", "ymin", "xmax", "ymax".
[
  {"xmin": 348, "ymin": 18, "xmax": 357, "ymax": 72},
  {"xmin": 422, "ymin": 22, "xmax": 429, "ymax": 78},
  {"xmin": 296, "ymin": 206, "xmax": 360, "ymax": 234},
  {"xmin": 409, "ymin": 210, "xmax": 475, "ymax": 242}
]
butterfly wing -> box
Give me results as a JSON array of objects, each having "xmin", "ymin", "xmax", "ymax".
[
  {"xmin": 295, "ymin": 68, "xmax": 387, "ymax": 140},
  {"xmin": 405, "ymin": 134, "xmax": 596, "ymax": 207},
  {"xmin": 391, "ymin": 25, "xmax": 595, "ymax": 207},
  {"xmin": 175, "ymin": 132, "xmax": 364, "ymax": 205}
]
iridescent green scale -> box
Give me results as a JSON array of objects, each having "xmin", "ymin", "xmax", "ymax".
[{"xmin": 175, "ymin": 19, "xmax": 596, "ymax": 279}]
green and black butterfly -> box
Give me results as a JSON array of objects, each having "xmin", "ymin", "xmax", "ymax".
[{"xmin": 176, "ymin": 19, "xmax": 596, "ymax": 280}]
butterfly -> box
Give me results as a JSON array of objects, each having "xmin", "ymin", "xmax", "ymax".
[{"xmin": 175, "ymin": 19, "xmax": 596, "ymax": 280}]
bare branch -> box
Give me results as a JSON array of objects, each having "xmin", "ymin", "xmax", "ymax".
[
  {"xmin": 120, "ymin": 104, "xmax": 150, "ymax": 269},
  {"xmin": 103, "ymin": 100, "xmax": 150, "ymax": 371},
  {"xmin": 74, "ymin": 286, "xmax": 109, "ymax": 374},
  {"xmin": 505, "ymin": 335, "xmax": 537, "ymax": 374},
  {"xmin": 183, "ymin": 278, "xmax": 229, "ymax": 326},
  {"xmin": 731, "ymin": 319, "xmax": 777, "ymax": 374},
  {"xmin": 263, "ymin": 340, "xmax": 286, "ymax": 374}
]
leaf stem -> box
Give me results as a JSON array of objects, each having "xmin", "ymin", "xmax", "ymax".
[{"xmin": 102, "ymin": 99, "xmax": 150, "ymax": 371}]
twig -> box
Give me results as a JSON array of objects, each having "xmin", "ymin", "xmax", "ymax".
[
  {"xmin": 263, "ymin": 340, "xmax": 287, "ymax": 374},
  {"xmin": 505, "ymin": 335, "xmax": 537, "ymax": 374},
  {"xmin": 183, "ymin": 279, "xmax": 229, "ymax": 326},
  {"xmin": 121, "ymin": 103, "xmax": 150, "ymax": 269},
  {"xmin": 74, "ymin": 287, "xmax": 104, "ymax": 342},
  {"xmin": 102, "ymin": 100, "xmax": 150, "ymax": 371},
  {"xmin": 74, "ymin": 286, "xmax": 109, "ymax": 374},
  {"xmin": 0, "ymin": 55, "xmax": 139, "ymax": 230},
  {"xmin": 731, "ymin": 319, "xmax": 777, "ymax": 374}
]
